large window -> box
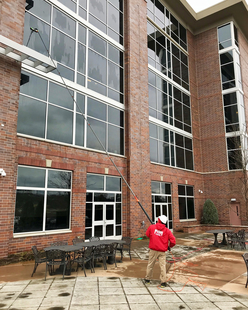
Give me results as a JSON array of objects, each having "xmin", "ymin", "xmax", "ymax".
[
  {"xmin": 149, "ymin": 70, "xmax": 191, "ymax": 133},
  {"xmin": 147, "ymin": 0, "xmax": 187, "ymax": 51},
  {"xmin": 147, "ymin": 1, "xmax": 193, "ymax": 171},
  {"xmin": 227, "ymin": 136, "xmax": 242, "ymax": 170},
  {"xmin": 217, "ymin": 22, "xmax": 246, "ymax": 170},
  {"xmin": 55, "ymin": 0, "xmax": 124, "ymax": 44},
  {"xmin": 147, "ymin": 22, "xmax": 189, "ymax": 91},
  {"xmin": 151, "ymin": 181, "xmax": 173, "ymax": 229},
  {"xmin": 178, "ymin": 185, "xmax": 195, "ymax": 220},
  {"xmin": 23, "ymin": 0, "xmax": 124, "ymax": 102},
  {"xmin": 149, "ymin": 123, "xmax": 193, "ymax": 170},
  {"xmin": 14, "ymin": 166, "xmax": 71, "ymax": 234},
  {"xmin": 85, "ymin": 174, "xmax": 122, "ymax": 239},
  {"xmin": 18, "ymin": 71, "xmax": 124, "ymax": 155}
]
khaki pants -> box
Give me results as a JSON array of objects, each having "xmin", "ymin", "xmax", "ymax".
[{"xmin": 145, "ymin": 249, "xmax": 166, "ymax": 283}]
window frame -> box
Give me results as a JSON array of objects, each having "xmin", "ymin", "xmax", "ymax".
[
  {"xmin": 178, "ymin": 184, "xmax": 195, "ymax": 221},
  {"xmin": 14, "ymin": 166, "xmax": 72, "ymax": 237}
]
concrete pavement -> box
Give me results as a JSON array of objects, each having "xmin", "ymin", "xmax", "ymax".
[
  {"xmin": 1, "ymin": 232, "xmax": 248, "ymax": 309},
  {"xmin": 1, "ymin": 276, "xmax": 248, "ymax": 309}
]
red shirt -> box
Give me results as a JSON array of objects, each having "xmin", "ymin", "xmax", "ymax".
[{"xmin": 146, "ymin": 222, "xmax": 176, "ymax": 252}]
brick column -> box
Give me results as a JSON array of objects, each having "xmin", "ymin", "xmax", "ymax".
[
  {"xmin": 124, "ymin": 0, "xmax": 151, "ymax": 237},
  {"xmin": 0, "ymin": 0, "xmax": 25, "ymax": 258}
]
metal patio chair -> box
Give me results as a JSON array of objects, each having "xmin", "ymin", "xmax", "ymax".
[
  {"xmin": 237, "ymin": 229, "xmax": 246, "ymax": 250},
  {"xmin": 45, "ymin": 249, "xmax": 69, "ymax": 280},
  {"xmin": 31, "ymin": 246, "xmax": 47, "ymax": 277},
  {"xmin": 117, "ymin": 237, "xmax": 133, "ymax": 261},
  {"xmin": 92, "ymin": 244, "xmax": 107, "ymax": 270},
  {"xmin": 226, "ymin": 232, "xmax": 236, "ymax": 248},
  {"xmin": 74, "ymin": 247, "xmax": 94, "ymax": 276},
  {"xmin": 242, "ymin": 253, "xmax": 248, "ymax": 288},
  {"xmin": 104, "ymin": 243, "xmax": 118, "ymax": 269}
]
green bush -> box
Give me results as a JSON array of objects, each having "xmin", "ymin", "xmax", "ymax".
[{"xmin": 202, "ymin": 199, "xmax": 219, "ymax": 224}]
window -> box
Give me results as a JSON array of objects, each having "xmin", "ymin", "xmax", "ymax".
[
  {"xmin": 147, "ymin": 0, "xmax": 187, "ymax": 51},
  {"xmin": 149, "ymin": 123, "xmax": 193, "ymax": 170},
  {"xmin": 85, "ymin": 174, "xmax": 122, "ymax": 239},
  {"xmin": 148, "ymin": 70, "xmax": 191, "ymax": 133},
  {"xmin": 220, "ymin": 51, "xmax": 235, "ymax": 90},
  {"xmin": 14, "ymin": 166, "xmax": 71, "ymax": 234},
  {"xmin": 178, "ymin": 185, "xmax": 195, "ymax": 220},
  {"xmin": 227, "ymin": 136, "xmax": 242, "ymax": 170},
  {"xmin": 18, "ymin": 71, "xmax": 124, "ymax": 155},
  {"xmin": 23, "ymin": 0, "xmax": 124, "ymax": 102},
  {"xmin": 147, "ymin": 22, "xmax": 189, "ymax": 91},
  {"xmin": 218, "ymin": 23, "xmax": 232, "ymax": 50},
  {"xmin": 218, "ymin": 22, "xmax": 246, "ymax": 170},
  {"xmin": 151, "ymin": 181, "xmax": 173, "ymax": 229}
]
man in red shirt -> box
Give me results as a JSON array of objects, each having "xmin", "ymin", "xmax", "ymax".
[{"xmin": 144, "ymin": 215, "xmax": 176, "ymax": 288}]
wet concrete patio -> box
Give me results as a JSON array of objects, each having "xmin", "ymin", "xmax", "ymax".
[{"xmin": 0, "ymin": 232, "xmax": 248, "ymax": 309}]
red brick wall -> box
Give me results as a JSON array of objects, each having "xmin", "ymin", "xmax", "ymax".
[
  {"xmin": 0, "ymin": 0, "xmax": 25, "ymax": 42},
  {"xmin": 5, "ymin": 137, "xmax": 128, "ymax": 255},
  {"xmin": 194, "ymin": 28, "xmax": 227, "ymax": 173},
  {"xmin": 150, "ymin": 164, "xmax": 205, "ymax": 232},
  {"xmin": 0, "ymin": 0, "xmax": 25, "ymax": 258}
]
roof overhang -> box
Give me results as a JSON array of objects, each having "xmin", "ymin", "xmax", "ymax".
[{"xmin": 163, "ymin": 0, "xmax": 248, "ymax": 39}]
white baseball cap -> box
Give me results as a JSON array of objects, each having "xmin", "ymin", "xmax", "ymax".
[{"xmin": 158, "ymin": 215, "xmax": 168, "ymax": 224}]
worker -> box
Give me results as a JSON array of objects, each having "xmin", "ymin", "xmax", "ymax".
[{"xmin": 144, "ymin": 215, "xmax": 176, "ymax": 288}]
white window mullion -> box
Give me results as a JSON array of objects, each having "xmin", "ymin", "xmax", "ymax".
[{"xmin": 43, "ymin": 169, "xmax": 48, "ymax": 232}]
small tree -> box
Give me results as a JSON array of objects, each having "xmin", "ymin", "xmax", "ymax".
[{"xmin": 202, "ymin": 199, "xmax": 219, "ymax": 224}]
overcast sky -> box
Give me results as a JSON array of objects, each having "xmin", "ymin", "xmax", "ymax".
[{"xmin": 186, "ymin": 0, "xmax": 247, "ymax": 12}]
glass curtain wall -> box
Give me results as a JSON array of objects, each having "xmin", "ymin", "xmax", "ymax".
[
  {"xmin": 19, "ymin": 0, "xmax": 124, "ymax": 155},
  {"xmin": 147, "ymin": 0, "xmax": 193, "ymax": 171},
  {"xmin": 217, "ymin": 22, "xmax": 246, "ymax": 170}
]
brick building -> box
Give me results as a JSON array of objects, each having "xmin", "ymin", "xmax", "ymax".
[{"xmin": 0, "ymin": 0, "xmax": 248, "ymax": 258}]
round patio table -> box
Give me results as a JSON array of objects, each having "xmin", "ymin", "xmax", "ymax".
[{"xmin": 206, "ymin": 229, "xmax": 233, "ymax": 247}]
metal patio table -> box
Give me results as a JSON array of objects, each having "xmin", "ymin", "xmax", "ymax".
[
  {"xmin": 206, "ymin": 229, "xmax": 233, "ymax": 247},
  {"xmin": 44, "ymin": 239, "xmax": 126, "ymax": 274}
]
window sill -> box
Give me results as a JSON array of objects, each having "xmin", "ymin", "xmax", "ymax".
[
  {"xmin": 179, "ymin": 219, "xmax": 197, "ymax": 222},
  {"xmin": 13, "ymin": 229, "xmax": 72, "ymax": 238}
]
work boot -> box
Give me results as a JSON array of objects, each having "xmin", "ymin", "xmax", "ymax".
[
  {"xmin": 144, "ymin": 279, "xmax": 150, "ymax": 284},
  {"xmin": 160, "ymin": 282, "xmax": 167, "ymax": 288}
]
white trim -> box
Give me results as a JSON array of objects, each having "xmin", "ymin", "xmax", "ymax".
[
  {"xmin": 148, "ymin": 64, "xmax": 190, "ymax": 96},
  {"xmin": 149, "ymin": 116, "xmax": 193, "ymax": 138},
  {"xmin": 21, "ymin": 64, "xmax": 125, "ymax": 110},
  {"xmin": 179, "ymin": 219, "xmax": 197, "ymax": 222},
  {"xmin": 13, "ymin": 229, "xmax": 72, "ymax": 238}
]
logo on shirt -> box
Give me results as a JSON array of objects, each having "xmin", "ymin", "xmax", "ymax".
[{"xmin": 154, "ymin": 229, "xmax": 163, "ymax": 236}]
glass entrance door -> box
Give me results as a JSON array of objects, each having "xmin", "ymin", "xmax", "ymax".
[
  {"xmin": 154, "ymin": 203, "xmax": 173, "ymax": 230},
  {"xmin": 93, "ymin": 203, "xmax": 115, "ymax": 239}
]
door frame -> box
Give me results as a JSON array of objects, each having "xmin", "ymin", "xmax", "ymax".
[
  {"xmin": 153, "ymin": 202, "xmax": 173, "ymax": 230},
  {"xmin": 92, "ymin": 202, "xmax": 116, "ymax": 239}
]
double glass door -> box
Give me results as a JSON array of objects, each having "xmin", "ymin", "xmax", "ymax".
[
  {"xmin": 93, "ymin": 203, "xmax": 115, "ymax": 239},
  {"xmin": 154, "ymin": 203, "xmax": 173, "ymax": 230}
]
